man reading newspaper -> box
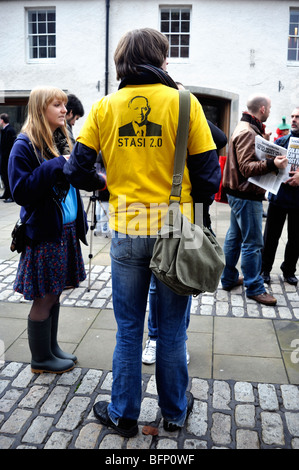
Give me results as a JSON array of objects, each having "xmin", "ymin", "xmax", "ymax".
[
  {"xmin": 261, "ymin": 107, "xmax": 299, "ymax": 285},
  {"xmin": 221, "ymin": 94, "xmax": 288, "ymax": 306}
]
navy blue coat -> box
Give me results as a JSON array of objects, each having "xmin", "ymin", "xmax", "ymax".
[{"xmin": 8, "ymin": 133, "xmax": 88, "ymax": 245}]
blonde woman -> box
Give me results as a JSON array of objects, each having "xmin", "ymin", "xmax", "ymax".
[{"xmin": 8, "ymin": 86, "xmax": 88, "ymax": 374}]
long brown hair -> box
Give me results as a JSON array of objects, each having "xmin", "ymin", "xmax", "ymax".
[
  {"xmin": 114, "ymin": 28, "xmax": 169, "ymax": 80},
  {"xmin": 22, "ymin": 86, "xmax": 72, "ymax": 160}
]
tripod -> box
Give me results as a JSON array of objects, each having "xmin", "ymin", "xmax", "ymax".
[{"xmin": 86, "ymin": 191, "xmax": 98, "ymax": 292}]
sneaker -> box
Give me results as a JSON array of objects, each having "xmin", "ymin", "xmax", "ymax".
[
  {"xmin": 163, "ymin": 391, "xmax": 194, "ymax": 432},
  {"xmin": 93, "ymin": 401, "xmax": 138, "ymax": 438},
  {"xmin": 247, "ymin": 292, "xmax": 277, "ymax": 306},
  {"xmin": 142, "ymin": 339, "xmax": 190, "ymax": 365},
  {"xmin": 142, "ymin": 339, "xmax": 156, "ymax": 364}
]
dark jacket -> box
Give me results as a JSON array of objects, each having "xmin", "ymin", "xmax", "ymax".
[
  {"xmin": 207, "ymin": 120, "xmax": 227, "ymax": 152},
  {"xmin": 268, "ymin": 132, "xmax": 299, "ymax": 210},
  {"xmin": 95, "ymin": 152, "xmax": 109, "ymax": 202},
  {"xmin": 0, "ymin": 124, "xmax": 16, "ymax": 169},
  {"xmin": 8, "ymin": 133, "xmax": 88, "ymax": 245}
]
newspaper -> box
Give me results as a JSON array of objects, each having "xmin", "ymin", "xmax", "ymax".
[
  {"xmin": 248, "ymin": 135, "xmax": 288, "ymax": 195},
  {"xmin": 287, "ymin": 136, "xmax": 299, "ymax": 172}
]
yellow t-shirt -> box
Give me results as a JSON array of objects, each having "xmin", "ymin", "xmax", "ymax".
[{"xmin": 77, "ymin": 84, "xmax": 216, "ymax": 235}]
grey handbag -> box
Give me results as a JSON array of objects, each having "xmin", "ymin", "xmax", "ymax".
[{"xmin": 150, "ymin": 90, "xmax": 225, "ymax": 296}]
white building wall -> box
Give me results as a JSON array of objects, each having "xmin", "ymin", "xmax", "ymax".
[
  {"xmin": 1, "ymin": 0, "xmax": 299, "ymax": 139},
  {"xmin": 0, "ymin": 0, "xmax": 107, "ymax": 134},
  {"xmin": 179, "ymin": 0, "xmax": 299, "ymax": 135}
]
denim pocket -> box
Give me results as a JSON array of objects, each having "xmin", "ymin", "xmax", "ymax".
[{"xmin": 110, "ymin": 236, "xmax": 132, "ymax": 260}]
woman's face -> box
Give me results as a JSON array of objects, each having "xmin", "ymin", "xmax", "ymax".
[{"xmin": 45, "ymin": 98, "xmax": 67, "ymax": 132}]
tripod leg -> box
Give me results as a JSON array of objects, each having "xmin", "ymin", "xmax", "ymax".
[
  {"xmin": 99, "ymin": 201, "xmax": 108, "ymax": 219},
  {"xmin": 88, "ymin": 197, "xmax": 97, "ymax": 291},
  {"xmin": 86, "ymin": 199, "xmax": 92, "ymax": 215}
]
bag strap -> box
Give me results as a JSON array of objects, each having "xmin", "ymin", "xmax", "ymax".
[{"xmin": 170, "ymin": 90, "xmax": 190, "ymax": 202}]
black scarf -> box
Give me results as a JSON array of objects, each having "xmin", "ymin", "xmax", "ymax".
[
  {"xmin": 43, "ymin": 128, "xmax": 71, "ymax": 160},
  {"xmin": 241, "ymin": 111, "xmax": 266, "ymax": 135},
  {"xmin": 118, "ymin": 64, "xmax": 178, "ymax": 90}
]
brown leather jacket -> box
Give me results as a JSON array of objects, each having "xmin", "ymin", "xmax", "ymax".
[{"xmin": 223, "ymin": 120, "xmax": 277, "ymax": 200}]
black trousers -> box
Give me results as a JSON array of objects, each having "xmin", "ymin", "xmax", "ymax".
[{"xmin": 262, "ymin": 202, "xmax": 299, "ymax": 276}]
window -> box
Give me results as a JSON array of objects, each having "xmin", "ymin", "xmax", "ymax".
[
  {"xmin": 288, "ymin": 9, "xmax": 299, "ymax": 62},
  {"xmin": 160, "ymin": 8, "xmax": 191, "ymax": 59},
  {"xmin": 27, "ymin": 9, "xmax": 56, "ymax": 61}
]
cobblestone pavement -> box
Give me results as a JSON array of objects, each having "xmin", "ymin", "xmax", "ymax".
[
  {"xmin": 1, "ymin": 257, "xmax": 299, "ymax": 450},
  {"xmin": 1, "ymin": 259, "xmax": 299, "ymax": 321},
  {"xmin": 0, "ymin": 361, "xmax": 299, "ymax": 450}
]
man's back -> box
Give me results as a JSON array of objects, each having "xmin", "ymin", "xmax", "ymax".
[{"xmin": 1, "ymin": 124, "xmax": 16, "ymax": 159}]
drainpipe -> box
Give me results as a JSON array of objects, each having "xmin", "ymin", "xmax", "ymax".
[{"xmin": 105, "ymin": 0, "xmax": 110, "ymax": 95}]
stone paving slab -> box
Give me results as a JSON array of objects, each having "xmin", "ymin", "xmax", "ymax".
[
  {"xmin": 2, "ymin": 303, "xmax": 298, "ymax": 384},
  {"xmin": 0, "ymin": 362, "xmax": 299, "ymax": 450}
]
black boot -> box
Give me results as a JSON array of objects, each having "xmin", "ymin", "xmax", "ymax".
[
  {"xmin": 28, "ymin": 316, "xmax": 75, "ymax": 374},
  {"xmin": 50, "ymin": 303, "xmax": 78, "ymax": 363}
]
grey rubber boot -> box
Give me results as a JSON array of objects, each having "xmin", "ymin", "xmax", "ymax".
[
  {"xmin": 50, "ymin": 303, "xmax": 78, "ymax": 363},
  {"xmin": 28, "ymin": 315, "xmax": 75, "ymax": 374}
]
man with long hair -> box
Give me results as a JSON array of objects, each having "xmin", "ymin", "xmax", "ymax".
[{"xmin": 64, "ymin": 28, "xmax": 220, "ymax": 437}]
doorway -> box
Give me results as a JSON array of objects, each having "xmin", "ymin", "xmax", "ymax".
[
  {"xmin": 188, "ymin": 86, "xmax": 239, "ymax": 156},
  {"xmin": 0, "ymin": 97, "xmax": 29, "ymax": 135},
  {"xmin": 197, "ymin": 95, "xmax": 230, "ymax": 155}
]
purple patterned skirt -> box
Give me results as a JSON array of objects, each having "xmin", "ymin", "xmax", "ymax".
[{"xmin": 14, "ymin": 221, "xmax": 86, "ymax": 300}]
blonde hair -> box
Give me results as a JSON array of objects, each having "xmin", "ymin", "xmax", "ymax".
[{"xmin": 22, "ymin": 86, "xmax": 72, "ymax": 159}]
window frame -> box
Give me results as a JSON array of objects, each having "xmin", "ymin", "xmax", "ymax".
[
  {"xmin": 287, "ymin": 7, "xmax": 299, "ymax": 66},
  {"xmin": 26, "ymin": 7, "xmax": 56, "ymax": 64},
  {"xmin": 160, "ymin": 6, "xmax": 191, "ymax": 63}
]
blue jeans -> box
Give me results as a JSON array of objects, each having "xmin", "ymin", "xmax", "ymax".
[
  {"xmin": 108, "ymin": 232, "xmax": 189, "ymax": 426},
  {"xmin": 148, "ymin": 275, "xmax": 191, "ymax": 340},
  {"xmin": 221, "ymin": 195, "xmax": 265, "ymax": 297}
]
